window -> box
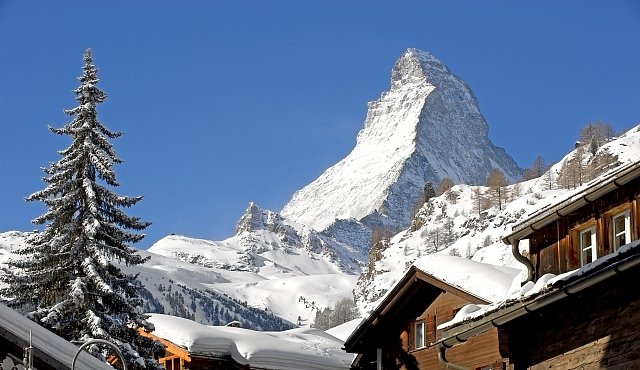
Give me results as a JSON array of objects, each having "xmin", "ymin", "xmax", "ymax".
[
  {"xmin": 580, "ymin": 226, "xmax": 597, "ymax": 266},
  {"xmin": 162, "ymin": 357, "xmax": 182, "ymax": 370},
  {"xmin": 612, "ymin": 210, "xmax": 631, "ymax": 250},
  {"xmin": 415, "ymin": 321, "xmax": 425, "ymax": 349}
]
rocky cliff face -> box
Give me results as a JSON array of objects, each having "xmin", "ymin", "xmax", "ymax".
[{"xmin": 281, "ymin": 49, "xmax": 521, "ymax": 233}]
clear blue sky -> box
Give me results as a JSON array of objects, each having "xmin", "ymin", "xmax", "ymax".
[{"xmin": 1, "ymin": 1, "xmax": 639, "ymax": 248}]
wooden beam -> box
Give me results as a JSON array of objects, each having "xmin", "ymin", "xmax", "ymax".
[{"xmin": 137, "ymin": 329, "xmax": 191, "ymax": 362}]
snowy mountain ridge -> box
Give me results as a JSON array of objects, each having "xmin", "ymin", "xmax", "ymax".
[
  {"xmin": 149, "ymin": 202, "xmax": 366, "ymax": 275},
  {"xmin": 1, "ymin": 126, "xmax": 630, "ymax": 330},
  {"xmin": 126, "ymin": 48, "xmax": 527, "ymax": 324}
]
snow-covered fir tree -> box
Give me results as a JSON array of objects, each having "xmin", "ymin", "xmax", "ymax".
[{"xmin": 0, "ymin": 49, "xmax": 163, "ymax": 369}]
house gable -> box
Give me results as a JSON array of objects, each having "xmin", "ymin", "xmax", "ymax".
[
  {"xmin": 345, "ymin": 266, "xmax": 488, "ymax": 354},
  {"xmin": 345, "ymin": 261, "xmax": 516, "ymax": 370}
]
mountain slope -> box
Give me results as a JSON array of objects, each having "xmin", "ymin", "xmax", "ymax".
[
  {"xmin": 0, "ymin": 231, "xmax": 357, "ymax": 330},
  {"xmin": 281, "ymin": 48, "xmax": 521, "ymax": 232},
  {"xmin": 354, "ymin": 125, "xmax": 640, "ymax": 314}
]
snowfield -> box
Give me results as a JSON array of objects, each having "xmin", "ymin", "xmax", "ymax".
[
  {"xmin": 144, "ymin": 233, "xmax": 360, "ymax": 327},
  {"xmin": 0, "ymin": 232, "xmax": 358, "ymax": 330}
]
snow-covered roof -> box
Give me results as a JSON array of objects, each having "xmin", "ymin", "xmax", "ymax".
[
  {"xmin": 411, "ymin": 254, "xmax": 521, "ymax": 303},
  {"xmin": 147, "ymin": 314, "xmax": 353, "ymax": 370},
  {"xmin": 325, "ymin": 318, "xmax": 363, "ymax": 342},
  {"xmin": 438, "ymin": 239, "xmax": 640, "ymax": 343},
  {"xmin": 0, "ymin": 303, "xmax": 114, "ymax": 370},
  {"xmin": 345, "ymin": 255, "xmax": 520, "ymax": 353}
]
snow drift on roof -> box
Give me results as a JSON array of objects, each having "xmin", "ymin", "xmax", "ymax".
[
  {"xmin": 325, "ymin": 318, "xmax": 363, "ymax": 342},
  {"xmin": 147, "ymin": 314, "xmax": 353, "ymax": 370},
  {"xmin": 0, "ymin": 303, "xmax": 113, "ymax": 370},
  {"xmin": 412, "ymin": 254, "xmax": 521, "ymax": 303}
]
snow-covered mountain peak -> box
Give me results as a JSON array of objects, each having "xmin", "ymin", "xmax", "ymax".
[
  {"xmin": 389, "ymin": 48, "xmax": 432, "ymax": 89},
  {"xmin": 282, "ymin": 48, "xmax": 520, "ymax": 232},
  {"xmin": 391, "ymin": 49, "xmax": 455, "ymax": 90}
]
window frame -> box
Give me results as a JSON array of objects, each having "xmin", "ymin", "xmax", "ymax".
[
  {"xmin": 612, "ymin": 209, "xmax": 631, "ymax": 250},
  {"xmin": 579, "ymin": 225, "xmax": 597, "ymax": 266},
  {"xmin": 414, "ymin": 320, "xmax": 425, "ymax": 349}
]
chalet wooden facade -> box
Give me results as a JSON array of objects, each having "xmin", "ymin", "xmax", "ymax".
[
  {"xmin": 437, "ymin": 160, "xmax": 640, "ymax": 369},
  {"xmin": 344, "ymin": 256, "xmax": 518, "ymax": 370},
  {"xmin": 506, "ymin": 160, "xmax": 640, "ymax": 281},
  {"xmin": 405, "ymin": 292, "xmax": 505, "ymax": 370},
  {"xmin": 503, "ymin": 255, "xmax": 640, "ymax": 369}
]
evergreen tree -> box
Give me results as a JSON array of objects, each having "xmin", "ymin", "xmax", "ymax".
[
  {"xmin": 1, "ymin": 49, "xmax": 162, "ymax": 369},
  {"xmin": 422, "ymin": 182, "xmax": 436, "ymax": 202},
  {"xmin": 410, "ymin": 182, "xmax": 436, "ymax": 220}
]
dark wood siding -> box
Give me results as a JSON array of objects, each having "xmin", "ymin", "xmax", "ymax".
[
  {"xmin": 407, "ymin": 293, "xmax": 505, "ymax": 369},
  {"xmin": 188, "ymin": 357, "xmax": 249, "ymax": 370},
  {"xmin": 631, "ymin": 197, "xmax": 639, "ymax": 241},
  {"xmin": 507, "ymin": 264, "xmax": 640, "ymax": 369}
]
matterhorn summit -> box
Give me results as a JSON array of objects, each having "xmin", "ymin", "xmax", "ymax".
[{"xmin": 281, "ymin": 48, "xmax": 521, "ymax": 232}]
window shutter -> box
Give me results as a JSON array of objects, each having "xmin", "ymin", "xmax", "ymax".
[{"xmin": 425, "ymin": 316, "xmax": 436, "ymax": 344}]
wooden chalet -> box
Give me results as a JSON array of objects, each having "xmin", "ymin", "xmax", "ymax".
[
  {"xmin": 438, "ymin": 160, "xmax": 640, "ymax": 369},
  {"xmin": 344, "ymin": 255, "xmax": 519, "ymax": 370},
  {"xmin": 0, "ymin": 303, "xmax": 114, "ymax": 370}
]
